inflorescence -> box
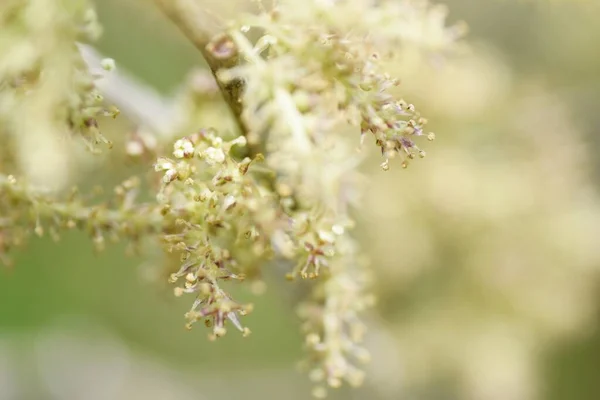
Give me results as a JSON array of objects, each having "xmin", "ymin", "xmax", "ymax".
[{"xmin": 0, "ymin": 0, "xmax": 464, "ymax": 397}]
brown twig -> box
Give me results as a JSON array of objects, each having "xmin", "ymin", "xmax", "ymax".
[{"xmin": 153, "ymin": 0, "xmax": 247, "ymax": 136}]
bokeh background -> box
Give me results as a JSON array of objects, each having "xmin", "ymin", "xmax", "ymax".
[{"xmin": 2, "ymin": 0, "xmax": 600, "ymax": 399}]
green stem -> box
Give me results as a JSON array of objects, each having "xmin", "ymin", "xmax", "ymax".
[{"xmin": 0, "ymin": 174, "xmax": 164, "ymax": 240}]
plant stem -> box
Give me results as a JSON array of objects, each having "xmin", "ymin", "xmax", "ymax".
[
  {"xmin": 153, "ymin": 0, "xmax": 247, "ymax": 136},
  {"xmin": 0, "ymin": 174, "xmax": 163, "ymax": 240}
]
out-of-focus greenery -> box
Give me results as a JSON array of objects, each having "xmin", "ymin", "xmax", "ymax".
[{"xmin": 1, "ymin": 0, "xmax": 600, "ymax": 399}]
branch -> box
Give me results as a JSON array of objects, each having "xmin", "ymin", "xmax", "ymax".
[
  {"xmin": 77, "ymin": 43, "xmax": 178, "ymax": 138},
  {"xmin": 0, "ymin": 173, "xmax": 163, "ymax": 261},
  {"xmin": 152, "ymin": 0, "xmax": 247, "ymax": 134}
]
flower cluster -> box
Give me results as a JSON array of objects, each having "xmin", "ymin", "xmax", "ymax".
[
  {"xmin": 0, "ymin": 1, "xmax": 118, "ymax": 191},
  {"xmin": 204, "ymin": 1, "xmax": 463, "ymax": 392},
  {"xmin": 154, "ymin": 130, "xmax": 274, "ymax": 338},
  {"xmin": 295, "ymin": 226, "xmax": 374, "ymax": 398},
  {"xmin": 151, "ymin": 127, "xmax": 374, "ymax": 393},
  {"xmin": 218, "ymin": 0, "xmax": 463, "ymax": 170}
]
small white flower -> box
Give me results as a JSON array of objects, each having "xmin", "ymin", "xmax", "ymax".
[
  {"xmin": 154, "ymin": 158, "xmax": 174, "ymax": 172},
  {"xmin": 173, "ymin": 149, "xmax": 184, "ymax": 159},
  {"xmin": 318, "ymin": 230, "xmax": 336, "ymax": 244},
  {"xmin": 223, "ymin": 195, "xmax": 237, "ymax": 211},
  {"xmin": 100, "ymin": 58, "xmax": 116, "ymax": 71},
  {"xmin": 126, "ymin": 141, "xmax": 144, "ymax": 156},
  {"xmin": 163, "ymin": 169, "xmax": 178, "ymax": 183},
  {"xmin": 231, "ymin": 135, "xmax": 247, "ymax": 147},
  {"xmin": 173, "ymin": 138, "xmax": 195, "ymax": 158},
  {"xmin": 203, "ymin": 147, "xmax": 226, "ymax": 164},
  {"xmin": 332, "ymin": 224, "xmax": 345, "ymax": 235}
]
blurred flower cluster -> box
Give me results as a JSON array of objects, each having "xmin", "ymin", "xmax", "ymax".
[
  {"xmin": 0, "ymin": 0, "xmax": 119, "ymax": 191},
  {"xmin": 361, "ymin": 47, "xmax": 600, "ymax": 400}
]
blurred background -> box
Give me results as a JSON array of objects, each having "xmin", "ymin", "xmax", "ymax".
[{"xmin": 2, "ymin": 0, "xmax": 600, "ymax": 399}]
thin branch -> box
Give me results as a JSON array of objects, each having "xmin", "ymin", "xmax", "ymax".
[
  {"xmin": 0, "ymin": 174, "xmax": 159, "ymax": 224},
  {"xmin": 153, "ymin": 0, "xmax": 247, "ymax": 135},
  {"xmin": 77, "ymin": 43, "xmax": 178, "ymax": 138}
]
